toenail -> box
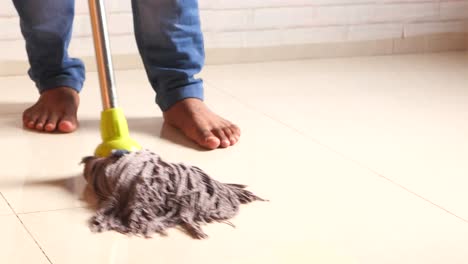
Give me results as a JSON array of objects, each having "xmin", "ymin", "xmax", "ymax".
[{"xmin": 205, "ymin": 136, "xmax": 216, "ymax": 142}]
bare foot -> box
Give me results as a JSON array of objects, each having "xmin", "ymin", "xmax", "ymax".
[
  {"xmin": 23, "ymin": 87, "xmax": 79, "ymax": 133},
  {"xmin": 163, "ymin": 98, "xmax": 240, "ymax": 150}
]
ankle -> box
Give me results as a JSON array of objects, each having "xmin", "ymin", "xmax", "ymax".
[{"xmin": 40, "ymin": 86, "xmax": 79, "ymax": 95}]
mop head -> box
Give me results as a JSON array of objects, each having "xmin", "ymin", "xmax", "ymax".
[{"xmin": 81, "ymin": 149, "xmax": 265, "ymax": 239}]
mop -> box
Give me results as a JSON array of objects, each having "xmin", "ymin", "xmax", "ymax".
[{"xmin": 81, "ymin": 0, "xmax": 264, "ymax": 239}]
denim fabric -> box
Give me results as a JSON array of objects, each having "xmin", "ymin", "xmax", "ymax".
[{"xmin": 13, "ymin": 0, "xmax": 204, "ymax": 110}]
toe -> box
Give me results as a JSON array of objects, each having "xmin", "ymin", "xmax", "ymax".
[
  {"xmin": 213, "ymin": 128, "xmax": 230, "ymax": 148},
  {"xmin": 223, "ymin": 127, "xmax": 237, "ymax": 145},
  {"xmin": 230, "ymin": 124, "xmax": 241, "ymax": 138},
  {"xmin": 25, "ymin": 112, "xmax": 39, "ymax": 129},
  {"xmin": 58, "ymin": 119, "xmax": 77, "ymax": 133},
  {"xmin": 44, "ymin": 113, "xmax": 59, "ymax": 132},
  {"xmin": 27, "ymin": 120, "xmax": 36, "ymax": 129},
  {"xmin": 196, "ymin": 129, "xmax": 220, "ymax": 150},
  {"xmin": 35, "ymin": 113, "xmax": 48, "ymax": 131},
  {"xmin": 58, "ymin": 120, "xmax": 76, "ymax": 133},
  {"xmin": 58, "ymin": 113, "xmax": 78, "ymax": 133},
  {"xmin": 22, "ymin": 110, "xmax": 32, "ymax": 127},
  {"xmin": 205, "ymin": 136, "xmax": 221, "ymax": 149}
]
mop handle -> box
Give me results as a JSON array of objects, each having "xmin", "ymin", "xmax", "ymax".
[{"xmin": 88, "ymin": 0, "xmax": 118, "ymax": 109}]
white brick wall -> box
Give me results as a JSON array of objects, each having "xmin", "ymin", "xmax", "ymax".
[{"xmin": 0, "ymin": 0, "xmax": 468, "ymax": 60}]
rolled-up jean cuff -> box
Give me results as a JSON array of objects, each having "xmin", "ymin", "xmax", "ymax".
[
  {"xmin": 38, "ymin": 76, "xmax": 84, "ymax": 94},
  {"xmin": 156, "ymin": 82, "xmax": 204, "ymax": 111}
]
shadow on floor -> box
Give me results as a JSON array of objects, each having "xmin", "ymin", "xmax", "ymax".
[
  {"xmin": 0, "ymin": 102, "xmax": 30, "ymax": 117},
  {"xmin": 0, "ymin": 174, "xmax": 99, "ymax": 211},
  {"xmin": 79, "ymin": 116, "xmax": 206, "ymax": 151},
  {"xmin": 0, "ymin": 102, "xmax": 30, "ymax": 131},
  {"xmin": 0, "ymin": 101, "xmax": 204, "ymax": 150}
]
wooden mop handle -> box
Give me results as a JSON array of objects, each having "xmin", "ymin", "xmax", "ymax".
[{"xmin": 88, "ymin": 0, "xmax": 118, "ymax": 109}]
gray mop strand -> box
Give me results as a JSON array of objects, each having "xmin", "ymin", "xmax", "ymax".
[{"xmin": 82, "ymin": 149, "xmax": 265, "ymax": 239}]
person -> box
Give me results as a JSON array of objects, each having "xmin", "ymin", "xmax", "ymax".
[{"xmin": 12, "ymin": 0, "xmax": 240, "ymax": 150}]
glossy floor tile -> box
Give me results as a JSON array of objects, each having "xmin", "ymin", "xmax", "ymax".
[
  {"xmin": 202, "ymin": 52, "xmax": 468, "ymax": 221},
  {"xmin": 0, "ymin": 215, "xmax": 50, "ymax": 264},
  {"xmin": 19, "ymin": 194, "xmax": 468, "ymax": 264},
  {"xmin": 1, "ymin": 52, "xmax": 468, "ymax": 263},
  {"xmin": 17, "ymin": 110, "xmax": 468, "ymax": 263},
  {"xmin": 0, "ymin": 194, "xmax": 13, "ymax": 215}
]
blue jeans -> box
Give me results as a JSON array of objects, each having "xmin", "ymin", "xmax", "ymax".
[{"xmin": 12, "ymin": 0, "xmax": 205, "ymax": 111}]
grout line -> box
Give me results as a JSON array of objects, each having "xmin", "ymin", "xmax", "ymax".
[
  {"xmin": 16, "ymin": 206, "xmax": 87, "ymax": 216},
  {"xmin": 0, "ymin": 192, "xmax": 54, "ymax": 264},
  {"xmin": 205, "ymin": 79, "xmax": 468, "ymax": 224}
]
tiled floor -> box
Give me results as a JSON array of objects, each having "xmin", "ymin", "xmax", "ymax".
[{"xmin": 1, "ymin": 52, "xmax": 468, "ymax": 263}]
